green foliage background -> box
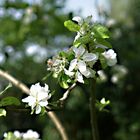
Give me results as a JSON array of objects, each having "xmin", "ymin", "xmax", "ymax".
[{"xmin": 0, "ymin": 0, "xmax": 140, "ymax": 140}]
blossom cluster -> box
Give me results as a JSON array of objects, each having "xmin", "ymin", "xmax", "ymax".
[
  {"xmin": 21, "ymin": 16, "xmax": 117, "ymax": 114},
  {"xmin": 47, "ymin": 16, "xmax": 117, "ymax": 88},
  {"xmin": 3, "ymin": 129, "xmax": 40, "ymax": 140}
]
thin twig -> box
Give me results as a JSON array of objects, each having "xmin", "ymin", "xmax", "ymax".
[
  {"xmin": 59, "ymin": 83, "xmax": 76, "ymax": 101},
  {"xmin": 0, "ymin": 69, "xmax": 69, "ymax": 140}
]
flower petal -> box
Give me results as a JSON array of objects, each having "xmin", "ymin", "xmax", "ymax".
[
  {"xmin": 64, "ymin": 68, "xmax": 75, "ymax": 77},
  {"xmin": 22, "ymin": 96, "xmax": 36, "ymax": 106},
  {"xmin": 44, "ymin": 84, "xmax": 49, "ymax": 92},
  {"xmin": 39, "ymin": 101, "xmax": 48, "ymax": 107},
  {"xmin": 102, "ymin": 49, "xmax": 117, "ymax": 66},
  {"xmin": 35, "ymin": 105, "xmax": 41, "ymax": 114},
  {"xmin": 72, "ymin": 16, "xmax": 83, "ymax": 25},
  {"xmin": 73, "ymin": 46, "xmax": 85, "ymax": 57},
  {"xmin": 69, "ymin": 59, "xmax": 77, "ymax": 71},
  {"xmin": 76, "ymin": 71, "xmax": 84, "ymax": 83},
  {"xmin": 77, "ymin": 60, "xmax": 86, "ymax": 73},
  {"xmin": 37, "ymin": 91, "xmax": 49, "ymax": 101},
  {"xmin": 82, "ymin": 68, "xmax": 96, "ymax": 78},
  {"xmin": 82, "ymin": 52, "xmax": 98, "ymax": 62},
  {"xmin": 30, "ymin": 83, "xmax": 41, "ymax": 97}
]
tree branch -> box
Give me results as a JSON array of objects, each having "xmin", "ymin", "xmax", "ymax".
[
  {"xmin": 0, "ymin": 69, "xmax": 69, "ymax": 140},
  {"xmin": 89, "ymin": 79, "xmax": 99, "ymax": 140},
  {"xmin": 59, "ymin": 83, "xmax": 76, "ymax": 101}
]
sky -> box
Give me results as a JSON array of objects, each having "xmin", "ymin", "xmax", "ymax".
[
  {"xmin": 65, "ymin": 0, "xmax": 98, "ymax": 20},
  {"xmin": 65, "ymin": 0, "xmax": 110, "ymax": 21}
]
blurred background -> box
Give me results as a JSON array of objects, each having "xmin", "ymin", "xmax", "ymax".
[{"xmin": 0, "ymin": 0, "xmax": 140, "ymax": 139}]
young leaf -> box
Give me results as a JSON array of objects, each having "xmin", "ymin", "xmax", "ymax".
[
  {"xmin": 96, "ymin": 38, "xmax": 112, "ymax": 48},
  {"xmin": 0, "ymin": 108, "xmax": 6, "ymax": 117},
  {"xmin": 64, "ymin": 20, "xmax": 80, "ymax": 32},
  {"xmin": 59, "ymin": 74, "xmax": 69, "ymax": 89},
  {"xmin": 73, "ymin": 34, "xmax": 91, "ymax": 46},
  {"xmin": 99, "ymin": 55, "xmax": 108, "ymax": 69},
  {"xmin": 0, "ymin": 96, "xmax": 21, "ymax": 107},
  {"xmin": 92, "ymin": 24, "xmax": 110, "ymax": 39}
]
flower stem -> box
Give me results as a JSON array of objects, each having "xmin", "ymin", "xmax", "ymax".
[{"xmin": 89, "ymin": 79, "xmax": 99, "ymax": 140}]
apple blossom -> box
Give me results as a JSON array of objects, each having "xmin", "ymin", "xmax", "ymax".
[
  {"xmin": 65, "ymin": 46, "xmax": 97, "ymax": 83},
  {"xmin": 22, "ymin": 83, "xmax": 51, "ymax": 114},
  {"xmin": 22, "ymin": 129, "xmax": 40, "ymax": 140},
  {"xmin": 102, "ymin": 49, "xmax": 117, "ymax": 66}
]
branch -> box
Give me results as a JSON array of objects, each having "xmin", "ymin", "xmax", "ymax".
[
  {"xmin": 0, "ymin": 69, "xmax": 69, "ymax": 140},
  {"xmin": 58, "ymin": 83, "xmax": 76, "ymax": 106},
  {"xmin": 89, "ymin": 79, "xmax": 99, "ymax": 140}
]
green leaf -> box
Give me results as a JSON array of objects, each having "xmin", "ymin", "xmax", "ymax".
[
  {"xmin": 59, "ymin": 74, "xmax": 70, "ymax": 89},
  {"xmin": 0, "ymin": 96, "xmax": 21, "ymax": 107},
  {"xmin": 92, "ymin": 24, "xmax": 110, "ymax": 39},
  {"xmin": 96, "ymin": 38, "xmax": 112, "ymax": 48},
  {"xmin": 73, "ymin": 34, "xmax": 91, "ymax": 46},
  {"xmin": 59, "ymin": 51, "xmax": 67, "ymax": 57},
  {"xmin": 64, "ymin": 20, "xmax": 80, "ymax": 32},
  {"xmin": 0, "ymin": 108, "xmax": 6, "ymax": 117},
  {"xmin": 0, "ymin": 83, "xmax": 12, "ymax": 96},
  {"xmin": 95, "ymin": 47, "xmax": 105, "ymax": 53},
  {"xmin": 99, "ymin": 55, "xmax": 108, "ymax": 69}
]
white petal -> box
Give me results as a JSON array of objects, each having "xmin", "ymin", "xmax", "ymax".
[
  {"xmin": 22, "ymin": 96, "xmax": 35, "ymax": 105},
  {"xmin": 44, "ymin": 84, "xmax": 49, "ymax": 92},
  {"xmin": 72, "ymin": 16, "xmax": 83, "ymax": 25},
  {"xmin": 77, "ymin": 60, "xmax": 86, "ymax": 73},
  {"xmin": 35, "ymin": 105, "xmax": 41, "ymax": 114},
  {"xmin": 69, "ymin": 59, "xmax": 77, "ymax": 71},
  {"xmin": 37, "ymin": 91, "xmax": 49, "ymax": 101},
  {"xmin": 82, "ymin": 52, "xmax": 98, "ymax": 62},
  {"xmin": 64, "ymin": 68, "xmax": 75, "ymax": 77},
  {"xmin": 76, "ymin": 71, "xmax": 84, "ymax": 83},
  {"xmin": 39, "ymin": 101, "xmax": 48, "ymax": 107},
  {"xmin": 82, "ymin": 68, "xmax": 96, "ymax": 78},
  {"xmin": 102, "ymin": 49, "xmax": 116, "ymax": 59},
  {"xmin": 30, "ymin": 83, "xmax": 41, "ymax": 97},
  {"xmin": 22, "ymin": 96, "xmax": 36, "ymax": 110},
  {"xmin": 22, "ymin": 130, "xmax": 39, "ymax": 139},
  {"xmin": 14, "ymin": 131, "xmax": 21, "ymax": 138},
  {"xmin": 73, "ymin": 46, "xmax": 85, "ymax": 57},
  {"xmin": 102, "ymin": 49, "xmax": 117, "ymax": 66},
  {"xmin": 107, "ymin": 59, "xmax": 117, "ymax": 66}
]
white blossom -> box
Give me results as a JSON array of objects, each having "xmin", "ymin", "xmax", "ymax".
[
  {"xmin": 14, "ymin": 131, "xmax": 22, "ymax": 138},
  {"xmin": 102, "ymin": 49, "xmax": 117, "ymax": 66},
  {"xmin": 22, "ymin": 129, "xmax": 40, "ymax": 140},
  {"xmin": 100, "ymin": 98, "xmax": 110, "ymax": 105},
  {"xmin": 3, "ymin": 130, "xmax": 40, "ymax": 140},
  {"xmin": 65, "ymin": 46, "xmax": 97, "ymax": 83},
  {"xmin": 72, "ymin": 16, "xmax": 83, "ymax": 25},
  {"xmin": 22, "ymin": 83, "xmax": 51, "ymax": 114},
  {"xmin": 3, "ymin": 133, "xmax": 8, "ymax": 138}
]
